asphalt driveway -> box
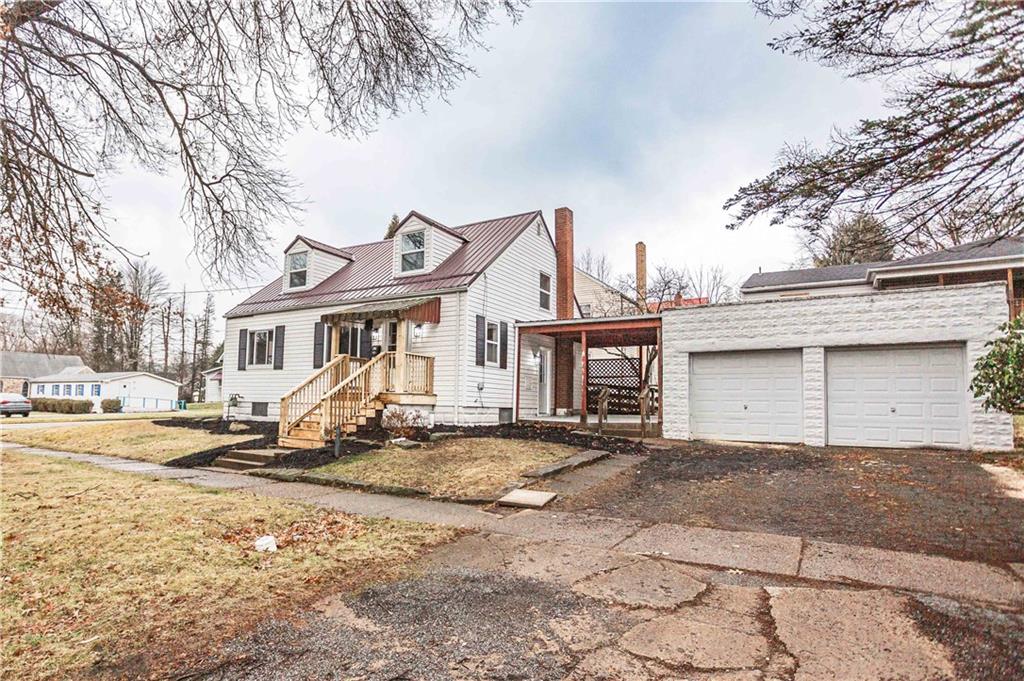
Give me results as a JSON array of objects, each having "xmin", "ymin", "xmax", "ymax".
[{"xmin": 554, "ymin": 441, "xmax": 1024, "ymax": 565}]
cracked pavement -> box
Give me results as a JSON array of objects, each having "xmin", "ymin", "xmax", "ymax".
[{"xmin": 200, "ymin": 531, "xmax": 1024, "ymax": 680}]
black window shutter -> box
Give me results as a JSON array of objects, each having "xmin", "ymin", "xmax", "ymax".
[
  {"xmin": 324, "ymin": 325, "xmax": 332, "ymax": 364},
  {"xmin": 273, "ymin": 325, "xmax": 285, "ymax": 369},
  {"xmin": 339, "ymin": 325, "xmax": 351, "ymax": 356},
  {"xmin": 237, "ymin": 328, "xmax": 248, "ymax": 371},
  {"xmin": 313, "ymin": 322, "xmax": 325, "ymax": 369},
  {"xmin": 475, "ymin": 315, "xmax": 486, "ymax": 366},
  {"xmin": 361, "ymin": 320, "xmax": 373, "ymax": 358},
  {"xmin": 499, "ymin": 322, "xmax": 508, "ymax": 369}
]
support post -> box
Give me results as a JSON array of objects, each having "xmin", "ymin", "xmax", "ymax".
[
  {"xmin": 514, "ymin": 329, "xmax": 523, "ymax": 422},
  {"xmin": 395, "ymin": 319, "xmax": 408, "ymax": 393},
  {"xmin": 580, "ymin": 331, "xmax": 588, "ymax": 425},
  {"xmin": 657, "ymin": 326, "xmax": 664, "ymax": 429}
]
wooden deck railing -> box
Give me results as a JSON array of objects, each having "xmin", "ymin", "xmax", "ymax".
[
  {"xmin": 317, "ymin": 351, "xmax": 435, "ymax": 438},
  {"xmin": 280, "ymin": 354, "xmax": 355, "ymax": 436}
]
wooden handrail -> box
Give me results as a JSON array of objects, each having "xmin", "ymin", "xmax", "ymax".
[
  {"xmin": 283, "ymin": 353, "xmax": 348, "ymax": 402},
  {"xmin": 280, "ymin": 354, "xmax": 362, "ymax": 436}
]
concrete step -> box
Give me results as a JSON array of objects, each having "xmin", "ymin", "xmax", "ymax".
[
  {"xmin": 211, "ymin": 456, "xmax": 267, "ymax": 471},
  {"xmin": 229, "ymin": 447, "xmax": 290, "ymax": 464}
]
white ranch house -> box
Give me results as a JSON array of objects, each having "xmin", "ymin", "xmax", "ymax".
[{"xmin": 31, "ymin": 368, "xmax": 180, "ymax": 413}]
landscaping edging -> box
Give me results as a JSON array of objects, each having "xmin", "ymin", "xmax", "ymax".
[
  {"xmin": 247, "ymin": 468, "xmax": 503, "ymax": 505},
  {"xmin": 247, "ymin": 448, "xmax": 613, "ymax": 506}
]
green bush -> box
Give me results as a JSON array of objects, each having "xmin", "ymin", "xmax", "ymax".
[
  {"xmin": 29, "ymin": 397, "xmax": 93, "ymax": 414},
  {"xmin": 101, "ymin": 399, "xmax": 122, "ymax": 414},
  {"xmin": 972, "ymin": 316, "xmax": 1024, "ymax": 415}
]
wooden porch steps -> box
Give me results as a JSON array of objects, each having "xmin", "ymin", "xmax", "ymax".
[{"xmin": 277, "ymin": 401, "xmax": 384, "ymax": 448}]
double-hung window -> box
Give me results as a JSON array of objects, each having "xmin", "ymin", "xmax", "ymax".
[
  {"xmin": 75, "ymin": 384, "xmax": 84, "ymax": 396},
  {"xmin": 36, "ymin": 384, "xmax": 44, "ymax": 395},
  {"xmin": 51, "ymin": 384, "xmax": 59, "ymax": 396},
  {"xmin": 400, "ymin": 231, "xmax": 425, "ymax": 272},
  {"xmin": 286, "ymin": 252, "xmax": 308, "ymax": 288},
  {"xmin": 63, "ymin": 384, "xmax": 71, "ymax": 396},
  {"xmin": 248, "ymin": 329, "xmax": 275, "ymax": 366},
  {"xmin": 485, "ymin": 322, "xmax": 499, "ymax": 364},
  {"xmin": 91, "ymin": 384, "xmax": 101, "ymax": 397},
  {"xmin": 539, "ymin": 272, "xmax": 552, "ymax": 310}
]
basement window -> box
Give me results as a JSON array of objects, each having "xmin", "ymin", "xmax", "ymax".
[
  {"xmin": 400, "ymin": 231, "xmax": 426, "ymax": 272},
  {"xmin": 539, "ymin": 272, "xmax": 551, "ymax": 310},
  {"xmin": 286, "ymin": 251, "xmax": 308, "ymax": 288}
]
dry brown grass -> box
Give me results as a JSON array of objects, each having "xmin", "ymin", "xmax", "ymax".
[
  {"xmin": 0, "ymin": 420, "xmax": 252, "ymax": 463},
  {"xmin": 0, "ymin": 451, "xmax": 456, "ymax": 680},
  {"xmin": 315, "ymin": 436, "xmax": 580, "ymax": 498}
]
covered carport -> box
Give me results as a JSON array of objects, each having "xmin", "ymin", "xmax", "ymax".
[{"xmin": 515, "ymin": 315, "xmax": 662, "ymax": 434}]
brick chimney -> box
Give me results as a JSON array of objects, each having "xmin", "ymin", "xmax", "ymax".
[
  {"xmin": 553, "ymin": 207, "xmax": 575, "ymax": 414},
  {"xmin": 554, "ymin": 207, "xmax": 575, "ymax": 320},
  {"xmin": 635, "ymin": 241, "xmax": 647, "ymax": 312}
]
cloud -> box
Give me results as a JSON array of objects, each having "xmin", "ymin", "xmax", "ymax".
[{"xmin": 96, "ymin": 2, "xmax": 886, "ymax": 326}]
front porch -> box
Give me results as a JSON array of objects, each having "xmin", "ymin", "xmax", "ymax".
[{"xmin": 278, "ymin": 297, "xmax": 439, "ymax": 447}]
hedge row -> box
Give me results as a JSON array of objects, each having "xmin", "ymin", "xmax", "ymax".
[
  {"xmin": 30, "ymin": 397, "xmax": 94, "ymax": 414},
  {"xmin": 101, "ymin": 399, "xmax": 122, "ymax": 413}
]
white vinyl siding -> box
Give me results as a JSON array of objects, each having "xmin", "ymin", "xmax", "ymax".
[
  {"xmin": 826, "ymin": 345, "xmax": 968, "ymax": 449},
  {"xmin": 463, "ymin": 215, "xmax": 557, "ymax": 424}
]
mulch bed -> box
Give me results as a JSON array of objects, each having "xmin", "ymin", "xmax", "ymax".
[
  {"xmin": 160, "ymin": 418, "xmax": 278, "ymax": 468},
  {"xmin": 264, "ymin": 440, "xmax": 379, "ymax": 470},
  {"xmin": 430, "ymin": 423, "xmax": 647, "ymax": 455},
  {"xmin": 555, "ymin": 441, "xmax": 1024, "ymax": 565}
]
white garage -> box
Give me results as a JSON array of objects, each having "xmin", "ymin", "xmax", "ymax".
[
  {"xmin": 660, "ymin": 283, "xmax": 1015, "ymax": 452},
  {"xmin": 690, "ymin": 351, "xmax": 803, "ymax": 443},
  {"xmin": 826, "ymin": 345, "xmax": 968, "ymax": 449}
]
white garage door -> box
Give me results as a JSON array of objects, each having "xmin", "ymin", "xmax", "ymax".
[
  {"xmin": 690, "ymin": 351, "xmax": 803, "ymax": 443},
  {"xmin": 826, "ymin": 345, "xmax": 967, "ymax": 449}
]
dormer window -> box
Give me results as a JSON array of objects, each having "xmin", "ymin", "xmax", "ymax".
[
  {"xmin": 400, "ymin": 231, "xmax": 425, "ymax": 272},
  {"xmin": 286, "ymin": 252, "xmax": 308, "ymax": 288}
]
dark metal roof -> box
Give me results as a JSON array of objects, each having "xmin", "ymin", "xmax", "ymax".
[
  {"xmin": 0, "ymin": 351, "xmax": 84, "ymax": 379},
  {"xmin": 741, "ymin": 262, "xmax": 880, "ymax": 291},
  {"xmin": 285, "ymin": 235, "xmax": 354, "ymax": 260},
  {"xmin": 877, "ymin": 235, "xmax": 1023, "ymax": 269},
  {"xmin": 742, "ymin": 235, "xmax": 1024, "ymax": 291},
  {"xmin": 226, "ymin": 210, "xmax": 543, "ymax": 318}
]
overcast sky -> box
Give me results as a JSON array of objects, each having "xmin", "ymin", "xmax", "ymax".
[{"xmin": 99, "ymin": 1, "xmax": 886, "ymax": 339}]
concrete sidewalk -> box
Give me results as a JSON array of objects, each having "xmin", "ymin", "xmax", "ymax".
[{"xmin": 5, "ymin": 442, "xmax": 1022, "ymax": 608}]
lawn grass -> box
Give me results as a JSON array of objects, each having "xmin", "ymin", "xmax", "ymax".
[
  {"xmin": 1, "ymin": 451, "xmax": 457, "ymax": 680},
  {"xmin": 0, "ymin": 420, "xmax": 253, "ymax": 464},
  {"xmin": 314, "ymin": 437, "xmax": 580, "ymax": 498},
  {"xmin": 12, "ymin": 403, "xmax": 220, "ymax": 424}
]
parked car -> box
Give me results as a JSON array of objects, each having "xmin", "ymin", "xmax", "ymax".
[{"xmin": 0, "ymin": 393, "xmax": 31, "ymax": 417}]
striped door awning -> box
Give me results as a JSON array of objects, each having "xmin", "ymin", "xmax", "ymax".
[{"xmin": 320, "ymin": 296, "xmax": 441, "ymax": 325}]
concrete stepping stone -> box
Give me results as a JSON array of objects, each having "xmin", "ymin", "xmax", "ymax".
[{"xmin": 497, "ymin": 488, "xmax": 557, "ymax": 508}]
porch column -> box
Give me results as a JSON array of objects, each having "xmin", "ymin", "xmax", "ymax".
[
  {"xmin": 657, "ymin": 326, "xmax": 664, "ymax": 426},
  {"xmin": 395, "ymin": 318, "xmax": 408, "ymax": 393},
  {"xmin": 580, "ymin": 331, "xmax": 588, "ymax": 425},
  {"xmin": 330, "ymin": 322, "xmax": 341, "ymax": 358}
]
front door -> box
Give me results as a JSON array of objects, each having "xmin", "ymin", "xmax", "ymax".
[{"xmin": 537, "ymin": 348, "xmax": 551, "ymax": 415}]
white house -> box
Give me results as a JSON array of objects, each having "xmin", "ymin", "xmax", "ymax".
[
  {"xmin": 201, "ymin": 365, "xmax": 223, "ymax": 403},
  {"xmin": 222, "ymin": 208, "xmax": 579, "ymax": 447},
  {"xmin": 30, "ymin": 367, "xmax": 180, "ymax": 413}
]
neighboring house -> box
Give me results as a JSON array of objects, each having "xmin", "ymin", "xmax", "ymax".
[
  {"xmin": 740, "ymin": 235, "xmax": 1024, "ymax": 318},
  {"xmin": 201, "ymin": 364, "xmax": 223, "ymax": 403},
  {"xmin": 0, "ymin": 351, "xmax": 84, "ymax": 396},
  {"xmin": 222, "ymin": 208, "xmax": 571, "ymax": 447},
  {"xmin": 30, "ymin": 367, "xmax": 180, "ymax": 413},
  {"xmin": 574, "ymin": 267, "xmax": 634, "ymax": 319}
]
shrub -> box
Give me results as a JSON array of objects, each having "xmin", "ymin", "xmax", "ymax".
[
  {"xmin": 971, "ymin": 316, "xmax": 1024, "ymax": 415},
  {"xmin": 29, "ymin": 397, "xmax": 93, "ymax": 414},
  {"xmin": 381, "ymin": 408, "xmax": 428, "ymax": 440},
  {"xmin": 101, "ymin": 399, "xmax": 122, "ymax": 414}
]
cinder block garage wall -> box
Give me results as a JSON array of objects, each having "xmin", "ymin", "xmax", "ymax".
[{"xmin": 661, "ymin": 282, "xmax": 1014, "ymax": 451}]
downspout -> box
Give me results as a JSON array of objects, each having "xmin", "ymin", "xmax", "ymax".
[{"xmin": 455, "ymin": 289, "xmax": 464, "ymax": 424}]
